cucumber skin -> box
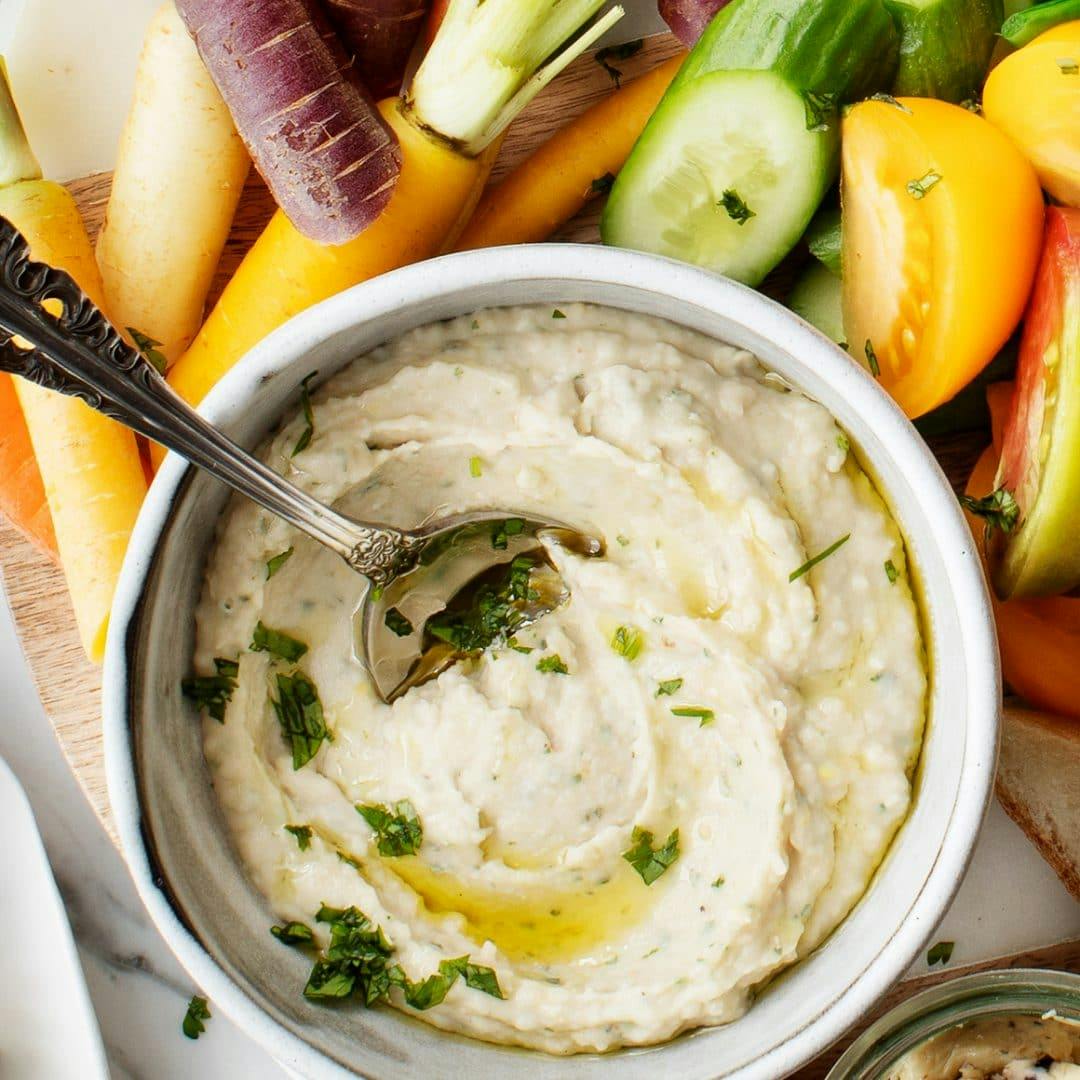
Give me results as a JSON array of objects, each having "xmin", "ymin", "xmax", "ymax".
[
  {"xmin": 885, "ymin": 0, "xmax": 1003, "ymax": 103},
  {"xmin": 675, "ymin": 0, "xmax": 900, "ymax": 100}
]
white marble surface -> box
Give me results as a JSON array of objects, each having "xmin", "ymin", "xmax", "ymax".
[
  {"xmin": 0, "ymin": 584, "xmax": 287, "ymax": 1080},
  {"xmin": 0, "ymin": 1, "xmax": 1077, "ymax": 1076}
]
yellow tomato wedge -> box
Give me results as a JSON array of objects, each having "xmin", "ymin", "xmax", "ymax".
[
  {"xmin": 841, "ymin": 97, "xmax": 1044, "ymax": 418},
  {"xmin": 984, "ymin": 21, "xmax": 1080, "ymax": 207}
]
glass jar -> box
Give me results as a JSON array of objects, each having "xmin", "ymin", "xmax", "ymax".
[{"xmin": 828, "ymin": 969, "xmax": 1080, "ymax": 1079}]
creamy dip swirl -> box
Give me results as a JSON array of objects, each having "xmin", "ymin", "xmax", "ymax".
[{"xmin": 196, "ymin": 304, "xmax": 927, "ymax": 1053}]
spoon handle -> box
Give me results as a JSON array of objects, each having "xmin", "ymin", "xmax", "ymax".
[{"xmin": 0, "ymin": 216, "xmax": 417, "ymax": 587}]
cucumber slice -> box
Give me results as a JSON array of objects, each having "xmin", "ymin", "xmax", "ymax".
[
  {"xmin": 788, "ymin": 261, "xmax": 845, "ymax": 344},
  {"xmin": 601, "ymin": 69, "xmax": 836, "ymax": 286},
  {"xmin": 885, "ymin": 0, "xmax": 1003, "ymax": 103}
]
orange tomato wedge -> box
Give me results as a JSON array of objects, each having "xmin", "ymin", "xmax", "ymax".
[{"xmin": 841, "ymin": 97, "xmax": 1044, "ymax": 418}]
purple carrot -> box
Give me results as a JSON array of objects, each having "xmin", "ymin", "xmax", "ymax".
[
  {"xmin": 320, "ymin": 0, "xmax": 430, "ymax": 96},
  {"xmin": 658, "ymin": 0, "xmax": 732, "ymax": 46},
  {"xmin": 175, "ymin": 0, "xmax": 401, "ymax": 245}
]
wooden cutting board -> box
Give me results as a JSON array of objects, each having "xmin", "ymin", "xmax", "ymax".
[{"xmin": 0, "ymin": 29, "xmax": 1074, "ymax": 1075}]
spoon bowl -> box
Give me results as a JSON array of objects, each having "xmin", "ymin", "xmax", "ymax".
[{"xmin": 359, "ymin": 510, "xmax": 603, "ymax": 701}]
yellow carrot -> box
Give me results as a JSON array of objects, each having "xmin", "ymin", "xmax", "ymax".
[
  {"xmin": 97, "ymin": 1, "xmax": 250, "ymax": 366},
  {"xmin": 0, "ymin": 178, "xmax": 147, "ymax": 660},
  {"xmin": 167, "ymin": 100, "xmax": 480, "ymax": 410},
  {"xmin": 164, "ymin": 0, "xmax": 624, "ymax": 419},
  {"xmin": 455, "ymin": 55, "xmax": 684, "ymax": 251}
]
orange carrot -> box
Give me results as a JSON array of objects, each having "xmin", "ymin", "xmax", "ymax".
[
  {"xmin": 454, "ymin": 55, "xmax": 683, "ymax": 251},
  {"xmin": 0, "ymin": 373, "xmax": 56, "ymax": 557}
]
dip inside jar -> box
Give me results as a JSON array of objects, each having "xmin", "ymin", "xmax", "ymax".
[
  {"xmin": 192, "ymin": 304, "xmax": 928, "ymax": 1054},
  {"xmin": 886, "ymin": 1013, "xmax": 1080, "ymax": 1079}
]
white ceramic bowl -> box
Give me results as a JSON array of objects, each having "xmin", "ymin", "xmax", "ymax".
[{"xmin": 103, "ymin": 244, "xmax": 999, "ymax": 1080}]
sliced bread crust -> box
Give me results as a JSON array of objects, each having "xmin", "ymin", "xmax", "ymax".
[{"xmin": 997, "ymin": 706, "xmax": 1080, "ymax": 901}]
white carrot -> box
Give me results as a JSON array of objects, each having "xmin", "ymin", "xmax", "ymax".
[{"xmin": 96, "ymin": 1, "xmax": 250, "ymax": 367}]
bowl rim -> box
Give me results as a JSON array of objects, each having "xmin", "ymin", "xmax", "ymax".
[{"xmin": 102, "ymin": 243, "xmax": 999, "ymax": 1080}]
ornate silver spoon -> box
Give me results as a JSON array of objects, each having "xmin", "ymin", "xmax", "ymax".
[{"xmin": 0, "ymin": 218, "xmax": 603, "ymax": 701}]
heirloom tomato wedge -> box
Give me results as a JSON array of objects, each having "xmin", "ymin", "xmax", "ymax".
[{"xmin": 841, "ymin": 97, "xmax": 1043, "ymax": 418}]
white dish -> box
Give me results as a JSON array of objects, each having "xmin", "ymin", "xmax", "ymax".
[
  {"xmin": 0, "ymin": 755, "xmax": 109, "ymax": 1080},
  {"xmin": 103, "ymin": 244, "xmax": 1000, "ymax": 1079}
]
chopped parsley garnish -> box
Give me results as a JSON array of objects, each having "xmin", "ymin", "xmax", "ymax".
[
  {"xmin": 595, "ymin": 38, "xmax": 643, "ymax": 87},
  {"xmin": 656, "ymin": 677, "xmax": 683, "ymax": 697},
  {"xmin": 719, "ymin": 188, "xmax": 755, "ymax": 225},
  {"xmin": 182, "ymin": 995, "xmax": 211, "ymax": 1040},
  {"xmin": 865, "ymin": 338, "xmax": 881, "ymax": 377},
  {"xmin": 271, "ymin": 921, "xmax": 314, "ymax": 945},
  {"xmin": 356, "ymin": 800, "xmax": 423, "ymax": 857},
  {"xmin": 442, "ymin": 956, "xmax": 504, "ymax": 999},
  {"xmin": 469, "ymin": 455, "xmax": 483, "ymax": 477},
  {"xmin": 303, "ymin": 905, "xmax": 400, "ymax": 1002},
  {"xmin": 551, "ymin": 308, "xmax": 567, "ymax": 319},
  {"xmin": 285, "ymin": 824, "xmax": 312, "ymax": 850},
  {"xmin": 491, "ymin": 517, "xmax": 524, "ymax": 550},
  {"xmin": 590, "ymin": 172, "xmax": 615, "ymax": 195},
  {"xmin": 127, "ymin": 327, "xmax": 167, "ymax": 375},
  {"xmin": 181, "ymin": 657, "xmax": 239, "ymax": 722},
  {"xmin": 470, "ymin": 320, "xmax": 479, "ymax": 330},
  {"xmin": 802, "ymin": 90, "xmax": 838, "ymax": 132},
  {"xmin": 271, "ymin": 671, "xmax": 328, "ymax": 770},
  {"xmin": 384, "ymin": 607, "xmax": 414, "ymax": 637},
  {"xmin": 926, "ymin": 940, "xmax": 955, "ymax": 966},
  {"xmin": 402, "ymin": 955, "xmax": 504, "ymax": 1010},
  {"xmin": 712, "ymin": 875, "xmax": 725, "ymax": 888},
  {"xmin": 1058, "ymin": 57, "xmax": 1079, "ymax": 75},
  {"xmin": 884, "ymin": 559, "xmax": 899, "ymax": 584},
  {"xmin": 266, "ymin": 547, "xmax": 294, "ymax": 579},
  {"xmin": 622, "ymin": 826, "xmax": 680, "ymax": 886},
  {"xmin": 789, "ymin": 534, "xmax": 850, "ymax": 582},
  {"xmin": 401, "ymin": 968, "xmax": 454, "ymax": 1010},
  {"xmin": 671, "ymin": 705, "xmax": 714, "ymax": 726},
  {"xmin": 426, "ymin": 554, "xmax": 536, "ymax": 654},
  {"xmin": 536, "ymin": 653, "xmax": 569, "ymax": 674},
  {"xmin": 836, "ymin": 431, "xmax": 850, "ymax": 454},
  {"xmin": 616, "ymin": 534, "xmax": 630, "ymax": 546},
  {"xmin": 508, "ymin": 638, "xmax": 533, "ymax": 654},
  {"xmin": 301, "ymin": 905, "xmax": 502, "ymax": 1008},
  {"xmin": 869, "ymin": 92, "xmax": 913, "ymax": 114},
  {"xmin": 611, "ymin": 624, "xmax": 644, "ymax": 661},
  {"xmin": 960, "ymin": 487, "xmax": 1020, "ymax": 542},
  {"xmin": 906, "ymin": 170, "xmax": 942, "ymax": 200},
  {"xmin": 291, "ymin": 372, "xmax": 317, "ymax": 456},
  {"xmin": 251, "ymin": 621, "xmax": 308, "ymax": 662}
]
